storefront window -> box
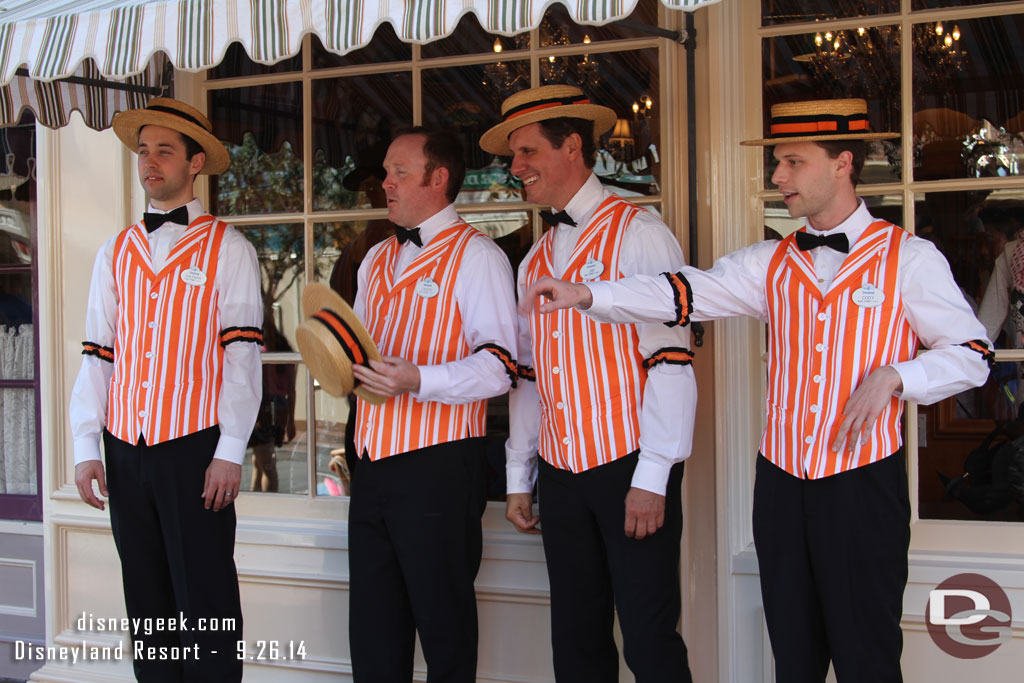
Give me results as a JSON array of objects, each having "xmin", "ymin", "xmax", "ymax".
[
  {"xmin": 0, "ymin": 111, "xmax": 40, "ymax": 519},
  {"xmin": 762, "ymin": 0, "xmax": 899, "ymax": 26},
  {"xmin": 205, "ymin": 14, "xmax": 669, "ymax": 500}
]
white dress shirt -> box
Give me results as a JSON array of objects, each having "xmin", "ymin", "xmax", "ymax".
[
  {"xmin": 354, "ymin": 203, "xmax": 518, "ymax": 404},
  {"xmin": 588, "ymin": 200, "xmax": 992, "ymax": 405},
  {"xmin": 978, "ymin": 239, "xmax": 1021, "ymax": 348},
  {"xmin": 70, "ymin": 198, "xmax": 264, "ymax": 466},
  {"xmin": 506, "ymin": 174, "xmax": 698, "ymax": 496}
]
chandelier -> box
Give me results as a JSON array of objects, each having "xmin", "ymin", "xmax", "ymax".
[
  {"xmin": 794, "ymin": 22, "xmax": 967, "ymax": 101},
  {"xmin": 483, "ymin": 27, "xmax": 602, "ymax": 103}
]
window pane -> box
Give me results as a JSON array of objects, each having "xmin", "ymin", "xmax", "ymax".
[
  {"xmin": 314, "ymin": 392, "xmax": 351, "ymax": 498},
  {"xmin": 762, "ymin": 0, "xmax": 899, "ymax": 26},
  {"xmin": 0, "ymin": 387, "xmax": 36, "ymax": 495},
  {"xmin": 421, "ymin": 62, "xmax": 527, "ymax": 202},
  {"xmin": 542, "ymin": 49, "xmax": 663, "ymax": 193},
  {"xmin": 422, "ymin": 10, "xmax": 527, "ymax": 59},
  {"xmin": 913, "ymin": 14, "xmax": 1024, "ymax": 181},
  {"xmin": 541, "ymin": 0, "xmax": 662, "ymax": 43},
  {"xmin": 311, "ymin": 73, "xmax": 412, "ymax": 211},
  {"xmin": 313, "ymin": 221, "xmax": 387, "ymax": 305},
  {"xmin": 207, "ymin": 41, "xmax": 300, "ymax": 80},
  {"xmin": 918, "ymin": 376, "xmax": 1024, "ymax": 522},
  {"xmin": 914, "ymin": 190, "xmax": 1024, "ymax": 320},
  {"xmin": 312, "ymin": 23, "xmax": 410, "ymax": 68},
  {"xmin": 0, "ymin": 271, "xmax": 32, "ymax": 330},
  {"xmin": 243, "ymin": 364, "xmax": 310, "ymax": 495},
  {"xmin": 209, "ymin": 83, "xmax": 304, "ymax": 215},
  {"xmin": 955, "ymin": 189, "xmax": 1024, "ymax": 351},
  {"xmin": 912, "ymin": 0, "xmax": 1008, "ymax": 9},
  {"xmin": 464, "ymin": 211, "xmax": 533, "ymax": 274},
  {"xmin": 235, "ymin": 223, "xmax": 305, "ymax": 347},
  {"xmin": 762, "ymin": 27, "xmax": 902, "ymax": 187},
  {"xmin": 0, "ymin": 323, "xmax": 33, "ymax": 381},
  {"xmin": 0, "ymin": 204, "xmax": 34, "ymax": 267}
]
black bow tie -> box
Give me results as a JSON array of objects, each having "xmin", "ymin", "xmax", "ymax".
[
  {"xmin": 143, "ymin": 206, "xmax": 189, "ymax": 232},
  {"xmin": 540, "ymin": 209, "xmax": 577, "ymax": 227},
  {"xmin": 395, "ymin": 226, "xmax": 423, "ymax": 247},
  {"xmin": 795, "ymin": 230, "xmax": 849, "ymax": 254}
]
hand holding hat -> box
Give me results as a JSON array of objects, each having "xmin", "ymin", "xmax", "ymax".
[{"xmin": 296, "ymin": 283, "xmax": 386, "ymax": 405}]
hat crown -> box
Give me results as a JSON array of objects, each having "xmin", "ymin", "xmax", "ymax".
[
  {"xmin": 143, "ymin": 97, "xmax": 214, "ymax": 134},
  {"xmin": 499, "ymin": 85, "xmax": 587, "ymax": 117},
  {"xmin": 770, "ymin": 98, "xmax": 868, "ymax": 120}
]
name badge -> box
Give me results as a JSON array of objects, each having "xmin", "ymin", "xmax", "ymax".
[
  {"xmin": 579, "ymin": 257, "xmax": 605, "ymax": 282},
  {"xmin": 416, "ymin": 277, "xmax": 439, "ymax": 298},
  {"xmin": 181, "ymin": 266, "xmax": 207, "ymax": 286},
  {"xmin": 852, "ymin": 283, "xmax": 885, "ymax": 308}
]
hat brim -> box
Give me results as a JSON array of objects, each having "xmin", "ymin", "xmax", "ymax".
[
  {"xmin": 740, "ymin": 131, "xmax": 900, "ymax": 146},
  {"xmin": 480, "ymin": 104, "xmax": 618, "ymax": 156},
  {"xmin": 112, "ymin": 109, "xmax": 231, "ymax": 175},
  {"xmin": 297, "ymin": 283, "xmax": 386, "ymax": 405}
]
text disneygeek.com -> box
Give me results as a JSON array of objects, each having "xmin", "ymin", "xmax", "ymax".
[{"xmin": 13, "ymin": 612, "xmax": 307, "ymax": 663}]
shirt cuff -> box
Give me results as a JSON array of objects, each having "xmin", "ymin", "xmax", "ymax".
[
  {"xmin": 586, "ymin": 282, "xmax": 613, "ymax": 316},
  {"xmin": 889, "ymin": 360, "xmax": 925, "ymax": 403},
  {"xmin": 413, "ymin": 364, "xmax": 444, "ymax": 402},
  {"xmin": 505, "ymin": 457, "xmax": 538, "ymax": 495},
  {"xmin": 73, "ymin": 437, "xmax": 103, "ymax": 466},
  {"xmin": 630, "ymin": 453, "xmax": 673, "ymax": 495},
  {"xmin": 213, "ymin": 433, "xmax": 248, "ymax": 466}
]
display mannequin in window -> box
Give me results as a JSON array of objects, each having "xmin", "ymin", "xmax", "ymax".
[
  {"xmin": 70, "ymin": 98, "xmax": 263, "ymax": 683},
  {"xmin": 346, "ymin": 126, "xmax": 518, "ymax": 682},
  {"xmin": 521, "ymin": 98, "xmax": 994, "ymax": 682},
  {"xmin": 481, "ymin": 85, "xmax": 697, "ymax": 683}
]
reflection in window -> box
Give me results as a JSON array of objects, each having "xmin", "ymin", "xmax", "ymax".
[
  {"xmin": 762, "ymin": 28, "xmax": 901, "ymax": 186},
  {"xmin": 242, "ymin": 367, "xmax": 311, "ymax": 495},
  {"xmin": 235, "ymin": 223, "xmax": 305, "ymax": 347},
  {"xmin": 919, "ymin": 372, "xmax": 1024, "ymax": 522},
  {"xmin": 761, "ymin": 0, "xmax": 898, "ymax": 27},
  {"xmin": 913, "ymin": 14, "xmax": 1024, "ymax": 180},
  {"xmin": 312, "ymin": 73, "xmax": 413, "ymax": 211},
  {"xmin": 209, "ymin": 83, "xmax": 304, "ymax": 215}
]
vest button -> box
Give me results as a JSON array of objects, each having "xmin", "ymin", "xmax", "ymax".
[
  {"xmin": 552, "ymin": 331, "xmax": 561, "ymax": 339},
  {"xmin": 809, "ymin": 405, "xmax": 819, "ymax": 413},
  {"xmin": 139, "ymin": 410, "xmax": 147, "ymax": 418},
  {"xmin": 562, "ymin": 437, "xmax": 570, "ymax": 445},
  {"xmin": 804, "ymin": 436, "xmax": 813, "ymax": 445},
  {"xmin": 148, "ymin": 321, "xmax": 156, "ymax": 329},
  {"xmin": 556, "ymin": 401, "xmax": 565, "ymax": 410},
  {"xmin": 813, "ymin": 375, "xmax": 823, "ymax": 383},
  {"xmin": 150, "ymin": 292, "xmax": 158, "ymax": 300},
  {"xmin": 552, "ymin": 366, "xmax": 560, "ymax": 375},
  {"xmin": 142, "ymin": 381, "xmax": 150, "ymax": 389},
  {"xmin": 815, "ymin": 343, "xmax": 825, "ymax": 352},
  {"xmin": 145, "ymin": 351, "xmax": 154, "ymax": 359},
  {"xmin": 817, "ymin": 313, "xmax": 827, "ymax": 321}
]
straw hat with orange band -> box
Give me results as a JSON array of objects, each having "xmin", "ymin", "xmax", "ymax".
[
  {"xmin": 296, "ymin": 283, "xmax": 386, "ymax": 405},
  {"xmin": 479, "ymin": 84, "xmax": 617, "ymax": 156},
  {"xmin": 740, "ymin": 98, "xmax": 899, "ymax": 146}
]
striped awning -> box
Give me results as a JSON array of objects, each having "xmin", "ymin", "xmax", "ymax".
[{"xmin": 0, "ymin": 0, "xmax": 719, "ymax": 129}]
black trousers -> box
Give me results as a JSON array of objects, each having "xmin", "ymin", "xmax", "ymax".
[
  {"xmin": 752, "ymin": 452, "xmax": 911, "ymax": 683},
  {"xmin": 537, "ymin": 453, "xmax": 691, "ymax": 683},
  {"xmin": 103, "ymin": 426, "xmax": 243, "ymax": 683},
  {"xmin": 348, "ymin": 438, "xmax": 487, "ymax": 682}
]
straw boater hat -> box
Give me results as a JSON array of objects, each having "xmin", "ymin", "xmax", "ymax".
[
  {"xmin": 295, "ymin": 283, "xmax": 386, "ymax": 405},
  {"xmin": 112, "ymin": 97, "xmax": 231, "ymax": 174},
  {"xmin": 480, "ymin": 85, "xmax": 617, "ymax": 156},
  {"xmin": 741, "ymin": 98, "xmax": 899, "ymax": 146}
]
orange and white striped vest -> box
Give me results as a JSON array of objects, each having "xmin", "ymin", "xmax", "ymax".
[
  {"xmin": 524, "ymin": 196, "xmax": 647, "ymax": 473},
  {"xmin": 107, "ymin": 216, "xmax": 228, "ymax": 446},
  {"xmin": 356, "ymin": 222, "xmax": 488, "ymax": 460},
  {"xmin": 762, "ymin": 220, "xmax": 918, "ymax": 479}
]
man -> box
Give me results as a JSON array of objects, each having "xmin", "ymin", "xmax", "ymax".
[
  {"xmin": 480, "ymin": 85, "xmax": 696, "ymax": 682},
  {"xmin": 525, "ymin": 98, "xmax": 994, "ymax": 682},
  {"xmin": 71, "ymin": 98, "xmax": 263, "ymax": 681},
  {"xmin": 348, "ymin": 126, "xmax": 517, "ymax": 682}
]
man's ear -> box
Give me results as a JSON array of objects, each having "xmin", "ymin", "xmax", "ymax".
[
  {"xmin": 189, "ymin": 151, "xmax": 206, "ymax": 176},
  {"xmin": 564, "ymin": 132, "xmax": 582, "ymax": 160},
  {"xmin": 834, "ymin": 149, "xmax": 854, "ymax": 179},
  {"xmin": 432, "ymin": 165, "xmax": 450, "ymax": 193}
]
